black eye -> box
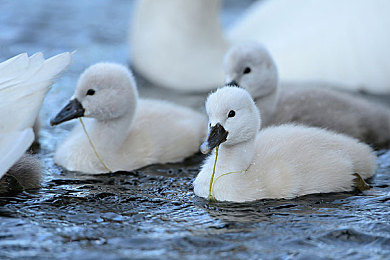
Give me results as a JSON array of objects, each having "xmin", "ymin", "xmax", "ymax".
[
  {"xmin": 228, "ymin": 110, "xmax": 235, "ymax": 118},
  {"xmin": 243, "ymin": 67, "xmax": 251, "ymax": 74},
  {"xmin": 86, "ymin": 89, "xmax": 95, "ymax": 96}
]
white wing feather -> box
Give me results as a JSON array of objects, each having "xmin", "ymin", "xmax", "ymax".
[
  {"xmin": 0, "ymin": 53, "xmax": 29, "ymax": 86},
  {"xmin": 0, "ymin": 52, "xmax": 72, "ymax": 178},
  {"xmin": 0, "ymin": 52, "xmax": 72, "ymax": 132}
]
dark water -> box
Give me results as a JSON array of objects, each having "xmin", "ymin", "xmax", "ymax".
[{"xmin": 1, "ymin": 0, "xmax": 390, "ymax": 259}]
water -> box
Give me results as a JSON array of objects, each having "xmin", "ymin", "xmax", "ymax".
[
  {"xmin": 1, "ymin": 157, "xmax": 390, "ymax": 259},
  {"xmin": 1, "ymin": 0, "xmax": 390, "ymax": 259}
]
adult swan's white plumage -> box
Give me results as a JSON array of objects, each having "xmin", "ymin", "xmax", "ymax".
[
  {"xmin": 229, "ymin": 0, "xmax": 390, "ymax": 94},
  {"xmin": 0, "ymin": 52, "xmax": 72, "ymax": 180},
  {"xmin": 130, "ymin": 0, "xmax": 228, "ymax": 91},
  {"xmin": 193, "ymin": 86, "xmax": 376, "ymax": 202},
  {"xmin": 51, "ymin": 63, "xmax": 207, "ymax": 174},
  {"xmin": 130, "ymin": 0, "xmax": 390, "ymax": 93}
]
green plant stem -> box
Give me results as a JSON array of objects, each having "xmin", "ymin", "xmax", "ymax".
[{"xmin": 79, "ymin": 117, "xmax": 112, "ymax": 173}]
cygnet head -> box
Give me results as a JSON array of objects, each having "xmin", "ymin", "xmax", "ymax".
[
  {"xmin": 51, "ymin": 63, "xmax": 138, "ymax": 125},
  {"xmin": 200, "ymin": 86, "xmax": 261, "ymax": 154},
  {"xmin": 224, "ymin": 42, "xmax": 278, "ymax": 99}
]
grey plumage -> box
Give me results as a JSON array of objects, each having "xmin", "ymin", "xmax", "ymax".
[
  {"xmin": 224, "ymin": 42, "xmax": 390, "ymax": 149},
  {"xmin": 272, "ymin": 84, "xmax": 390, "ymax": 149},
  {"xmin": 0, "ymin": 153, "xmax": 42, "ymax": 194}
]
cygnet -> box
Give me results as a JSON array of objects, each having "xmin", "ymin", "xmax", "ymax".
[
  {"xmin": 51, "ymin": 63, "xmax": 207, "ymax": 174},
  {"xmin": 0, "ymin": 154, "xmax": 42, "ymax": 194},
  {"xmin": 224, "ymin": 42, "xmax": 390, "ymax": 149},
  {"xmin": 193, "ymin": 86, "xmax": 376, "ymax": 202}
]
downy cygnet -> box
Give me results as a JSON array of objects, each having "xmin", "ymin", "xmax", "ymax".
[
  {"xmin": 193, "ymin": 86, "xmax": 376, "ymax": 202},
  {"xmin": 51, "ymin": 63, "xmax": 207, "ymax": 174},
  {"xmin": 224, "ymin": 42, "xmax": 390, "ymax": 149}
]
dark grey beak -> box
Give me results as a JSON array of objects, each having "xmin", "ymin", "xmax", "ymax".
[
  {"xmin": 227, "ymin": 80, "xmax": 239, "ymax": 87},
  {"xmin": 50, "ymin": 99, "xmax": 85, "ymax": 126},
  {"xmin": 200, "ymin": 123, "xmax": 228, "ymax": 154}
]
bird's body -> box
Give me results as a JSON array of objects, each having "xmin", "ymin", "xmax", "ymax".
[
  {"xmin": 52, "ymin": 63, "xmax": 207, "ymax": 174},
  {"xmin": 130, "ymin": 0, "xmax": 227, "ymax": 91},
  {"xmin": 273, "ymin": 84, "xmax": 390, "ymax": 149},
  {"xmin": 194, "ymin": 87, "xmax": 376, "ymax": 202},
  {"xmin": 195, "ymin": 124, "xmax": 376, "ymax": 202},
  {"xmin": 55, "ymin": 99, "xmax": 207, "ymax": 174},
  {"xmin": 0, "ymin": 153, "xmax": 42, "ymax": 194}
]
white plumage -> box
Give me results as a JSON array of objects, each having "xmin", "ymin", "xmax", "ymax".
[
  {"xmin": 52, "ymin": 63, "xmax": 207, "ymax": 174},
  {"xmin": 130, "ymin": 0, "xmax": 228, "ymax": 91},
  {"xmin": 0, "ymin": 52, "xmax": 72, "ymax": 180},
  {"xmin": 130, "ymin": 0, "xmax": 390, "ymax": 93},
  {"xmin": 229, "ymin": 0, "xmax": 390, "ymax": 93},
  {"xmin": 193, "ymin": 87, "xmax": 377, "ymax": 202}
]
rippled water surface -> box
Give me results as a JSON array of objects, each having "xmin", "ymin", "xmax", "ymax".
[{"xmin": 1, "ymin": 0, "xmax": 390, "ymax": 259}]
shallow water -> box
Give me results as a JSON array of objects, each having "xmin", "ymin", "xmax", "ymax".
[{"xmin": 1, "ymin": 0, "xmax": 390, "ymax": 259}]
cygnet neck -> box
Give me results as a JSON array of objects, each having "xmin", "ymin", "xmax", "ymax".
[
  {"xmin": 218, "ymin": 138, "xmax": 256, "ymax": 173},
  {"xmin": 254, "ymin": 84, "xmax": 279, "ymax": 126},
  {"xmin": 88, "ymin": 104, "xmax": 136, "ymax": 151}
]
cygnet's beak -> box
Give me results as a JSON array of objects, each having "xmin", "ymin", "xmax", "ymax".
[
  {"xmin": 226, "ymin": 80, "xmax": 239, "ymax": 87},
  {"xmin": 200, "ymin": 123, "xmax": 228, "ymax": 154},
  {"xmin": 50, "ymin": 99, "xmax": 85, "ymax": 126}
]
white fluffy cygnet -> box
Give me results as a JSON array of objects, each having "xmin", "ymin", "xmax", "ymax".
[
  {"xmin": 224, "ymin": 42, "xmax": 390, "ymax": 149},
  {"xmin": 51, "ymin": 63, "xmax": 207, "ymax": 174},
  {"xmin": 193, "ymin": 86, "xmax": 376, "ymax": 202}
]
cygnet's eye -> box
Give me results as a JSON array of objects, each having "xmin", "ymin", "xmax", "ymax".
[
  {"xmin": 243, "ymin": 67, "xmax": 251, "ymax": 74},
  {"xmin": 86, "ymin": 89, "xmax": 95, "ymax": 96},
  {"xmin": 228, "ymin": 110, "xmax": 236, "ymax": 118}
]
